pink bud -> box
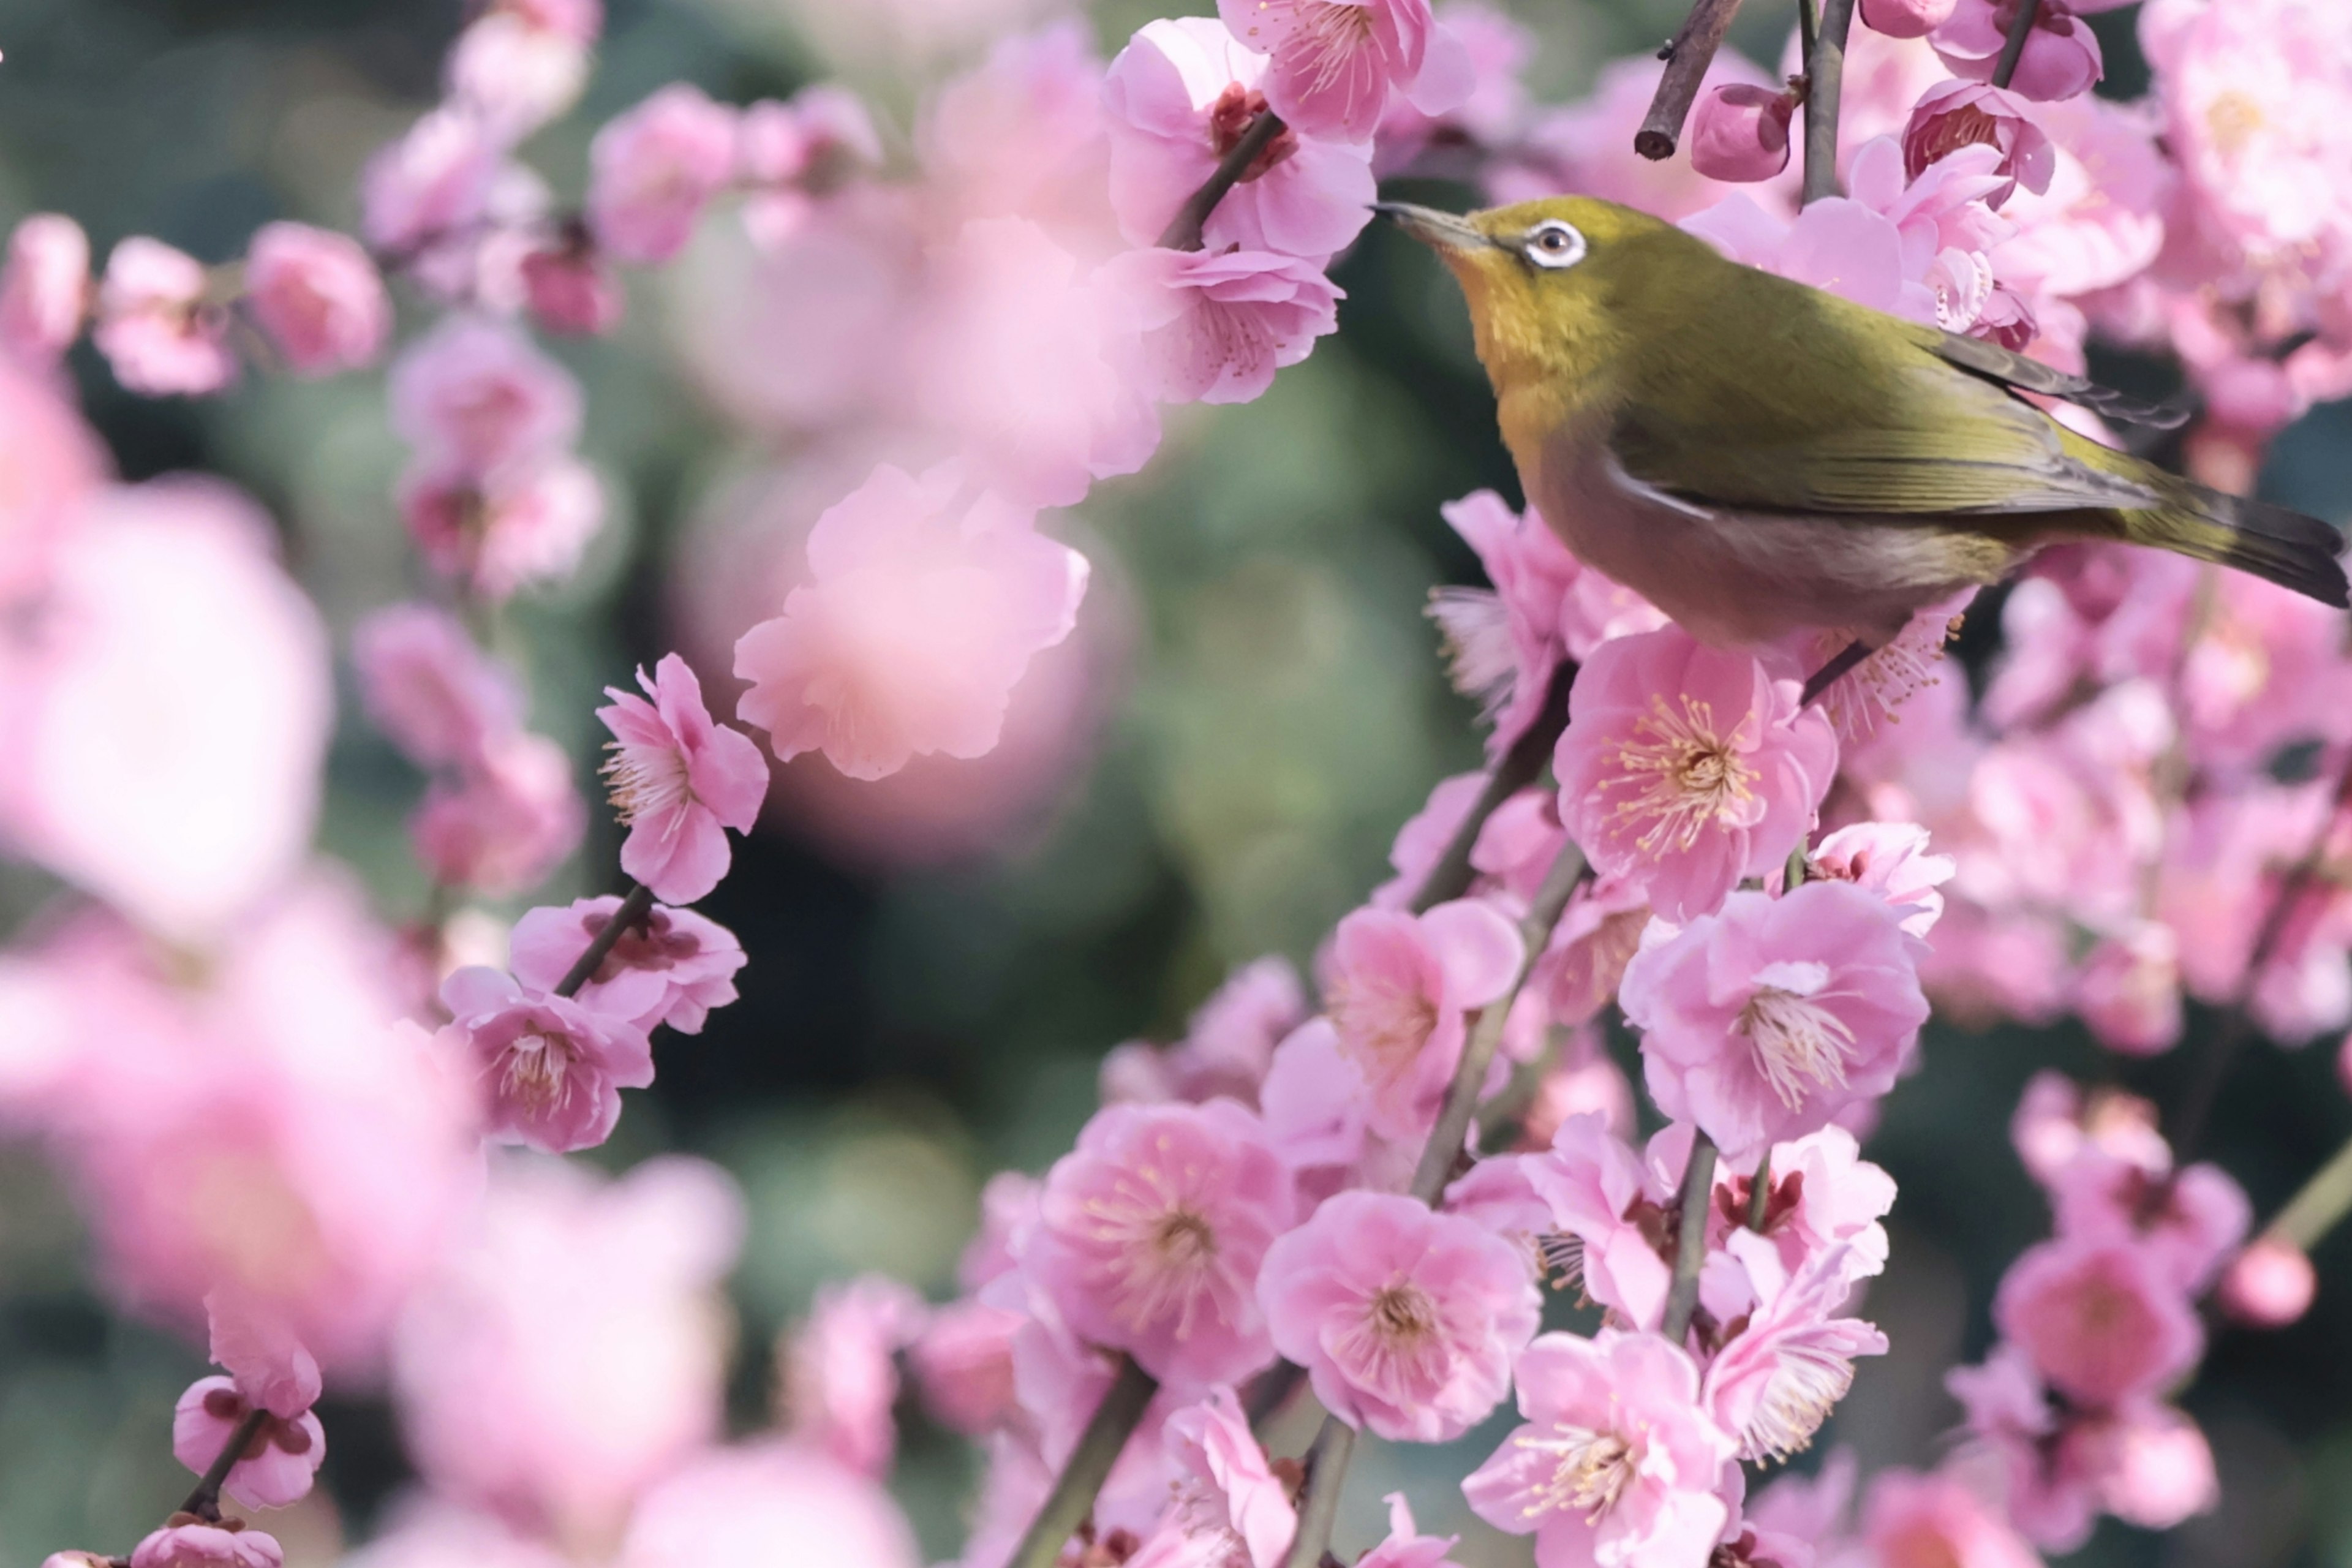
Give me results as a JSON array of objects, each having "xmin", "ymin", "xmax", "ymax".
[
  {"xmin": 1931, "ymin": 0, "xmax": 2102, "ymax": 103},
  {"xmin": 1902, "ymin": 80, "xmax": 2054, "ymax": 204},
  {"xmin": 1860, "ymin": 0, "xmax": 1958, "ymax": 37},
  {"xmin": 94, "ymin": 236, "xmax": 237, "ymax": 397},
  {"xmin": 1688, "ymin": 84, "xmax": 1796, "ymax": 183},
  {"xmin": 521, "ymin": 235, "xmax": 624, "ymax": 336},
  {"xmin": 2218, "ymin": 1236, "xmax": 2316, "ymax": 1328},
  {"xmin": 244, "ymin": 222, "xmax": 390, "ymax": 377},
  {"xmin": 0, "ymin": 214, "xmax": 89, "ymax": 364}
]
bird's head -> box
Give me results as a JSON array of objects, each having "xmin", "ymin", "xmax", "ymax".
[{"xmin": 1378, "ymin": 195, "xmax": 1672, "ymax": 404}]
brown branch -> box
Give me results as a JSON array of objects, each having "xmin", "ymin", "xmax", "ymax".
[
  {"xmin": 178, "ymin": 1406, "xmax": 269, "ymax": 1521},
  {"xmin": 1277, "ymin": 1419, "xmax": 1360, "ymax": 1568},
  {"xmin": 1635, "ymin": 0, "xmax": 1749, "ymax": 161},
  {"xmin": 1660, "ymin": 1134, "xmax": 1720, "ymax": 1343},
  {"xmin": 554, "ymin": 883, "xmax": 655, "ymax": 998},
  {"xmin": 1801, "ymin": 0, "xmax": 1858, "ymax": 204},
  {"xmin": 1007, "ymin": 1355, "xmax": 1161, "ymax": 1568},
  {"xmin": 1159, "ymin": 111, "xmax": 1286, "ymax": 251},
  {"xmin": 1991, "ymin": 0, "xmax": 2041, "ymax": 91}
]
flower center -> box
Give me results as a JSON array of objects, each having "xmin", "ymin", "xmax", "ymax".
[
  {"xmin": 1521, "ymin": 1425, "xmax": 1635, "ymax": 1524},
  {"xmin": 1207, "ymin": 82, "xmax": 1298, "ymax": 180},
  {"xmin": 601, "ymin": 738, "xmax": 691, "ymax": 825},
  {"xmin": 1285, "ymin": 0, "xmax": 1379, "ymax": 99},
  {"xmin": 501, "ymin": 1029, "xmax": 575, "ymax": 1111},
  {"xmin": 1327, "ymin": 974, "xmax": 1439, "ymax": 1080},
  {"xmin": 2204, "ymin": 90, "xmax": 2263, "ymax": 158},
  {"xmin": 1738, "ymin": 987, "xmax": 1856, "ymax": 1109},
  {"xmin": 1095, "ymin": 1197, "xmax": 1224, "ymax": 1338},
  {"xmin": 1327, "ymin": 1277, "xmax": 1450, "ymax": 1401},
  {"xmin": 1741, "ymin": 1340, "xmax": 1855, "ymax": 1464},
  {"xmin": 1603, "ymin": 693, "xmax": 1759, "ymax": 853}
]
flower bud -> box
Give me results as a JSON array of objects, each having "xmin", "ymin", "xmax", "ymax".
[
  {"xmin": 1860, "ymin": 0, "xmax": 1958, "ymax": 37},
  {"xmin": 1932, "ymin": 0, "xmax": 2102, "ymax": 103},
  {"xmin": 244, "ymin": 222, "xmax": 390, "ymax": 377},
  {"xmin": 0, "ymin": 214, "xmax": 89, "ymax": 364},
  {"xmin": 1903, "ymin": 80, "xmax": 2054, "ymax": 205},
  {"xmin": 2218, "ymin": 1235, "xmax": 2316, "ymax": 1327},
  {"xmin": 521, "ymin": 235, "xmax": 624, "ymax": 336},
  {"xmin": 1689, "ymin": 84, "xmax": 1797, "ymax": 183}
]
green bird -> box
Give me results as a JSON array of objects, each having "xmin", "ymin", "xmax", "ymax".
[{"xmin": 1380, "ymin": 196, "xmax": 2348, "ymax": 695}]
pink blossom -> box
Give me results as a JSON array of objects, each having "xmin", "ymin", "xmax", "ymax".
[
  {"xmin": 588, "ymin": 85, "xmax": 740, "ymax": 265},
  {"xmin": 1684, "ymin": 193, "xmax": 1913, "ymax": 317},
  {"xmin": 1932, "ymin": 0, "xmax": 2101, "ymax": 100},
  {"xmin": 779, "ymin": 1274, "xmax": 929, "ymax": 1477},
  {"xmin": 389, "ymin": 314, "xmax": 582, "ymax": 482},
  {"xmin": 1, "ymin": 214, "xmax": 89, "ymax": 364},
  {"xmin": 1994, "ymin": 1236, "xmax": 2202, "ymax": 1408},
  {"xmin": 2, "ymin": 481, "xmax": 331, "ymax": 943},
  {"xmin": 410, "ymin": 733, "xmax": 586, "ymax": 897},
  {"xmin": 399, "ymin": 454, "xmax": 605, "ymax": 602},
  {"xmin": 910, "ymin": 1296, "xmax": 1024, "ymax": 1434},
  {"xmin": 2218, "ymin": 1235, "xmax": 2316, "ymax": 1327},
  {"xmin": 396, "ymin": 1156, "xmax": 745, "ymax": 1546},
  {"xmin": 1257, "ymin": 1017, "xmax": 1393, "ymax": 1194},
  {"xmin": 617, "ymin": 1443, "xmax": 920, "ymax": 1568},
  {"xmin": 1731, "ymin": 1125, "xmax": 1899, "ymax": 1281},
  {"xmin": 733, "ymin": 464, "xmax": 1089, "ymax": 780},
  {"xmin": 1373, "ymin": 1, "xmax": 1533, "ymax": 173},
  {"xmin": 1101, "ymin": 18, "xmax": 1376, "ymax": 258},
  {"xmin": 1555, "ymin": 628, "xmax": 1836, "ymax": 923},
  {"xmin": 1101, "ymin": 956, "xmax": 1307, "ymax": 1108},
  {"xmin": 1700, "ymin": 1232, "xmax": 1886, "ymax": 1464},
  {"xmin": 439, "ymin": 967, "xmax": 654, "ymax": 1152},
  {"xmin": 1902, "ymin": 81, "xmax": 2053, "ymax": 203},
  {"xmin": 1516, "ymin": 1027, "xmax": 1637, "ymax": 1145},
  {"xmin": 447, "ymin": 0, "xmax": 600, "ymax": 138},
  {"xmin": 1028, "ymin": 1099, "xmax": 1295, "ymax": 1385},
  {"xmin": 1463, "ymin": 1329, "xmax": 1736, "ymax": 1568},
  {"xmin": 94, "ymin": 238, "xmax": 235, "ymax": 396},
  {"xmin": 1804, "ymin": 821, "xmax": 1954, "ymax": 937},
  {"xmin": 1320, "ymin": 897, "xmax": 1523, "ymax": 1141},
  {"xmin": 1859, "ymin": 0, "xmax": 1957, "ymax": 39},
  {"xmin": 172, "ymin": 1376, "xmax": 326, "ymax": 1509},
  {"xmin": 1856, "ymin": 1468, "xmax": 2040, "ymax": 1568},
  {"xmin": 243, "ymin": 222, "xmax": 389, "ymax": 377},
  {"xmin": 2084, "ymin": 1401, "xmax": 2220, "ymax": 1530},
  {"xmin": 1130, "ymin": 1387, "xmax": 1297, "ymax": 1568},
  {"xmin": 2049, "ymin": 1150, "xmax": 2248, "ymax": 1292},
  {"xmin": 204, "ymin": 1291, "xmax": 323, "ymax": 1417},
  {"xmin": 361, "ymin": 107, "xmax": 502, "ymax": 261},
  {"xmin": 1217, "ymin": 0, "xmax": 1472, "ymax": 141},
  {"xmin": 519, "ymin": 238, "xmax": 624, "ymax": 335},
  {"xmin": 1621, "ymin": 883, "xmax": 1928, "ymax": 1164},
  {"xmin": 509, "ymin": 897, "xmax": 745, "ymax": 1034},
  {"xmin": 1357, "ymin": 1494, "xmax": 1466, "ymax": 1568},
  {"xmin": 130, "ymin": 1523, "xmax": 282, "ymax": 1568},
  {"xmin": 1689, "ymin": 85, "xmax": 1797, "ymax": 183},
  {"xmin": 2070, "ymin": 920, "xmax": 2183, "ymax": 1055},
  {"xmin": 595, "ymin": 653, "xmax": 767, "ymax": 903},
  {"xmin": 1259, "ymin": 1191, "xmax": 1539, "ymax": 1441},
  {"xmin": 1449, "ymin": 1112, "xmax": 1676, "ymax": 1327},
  {"xmin": 1104, "ymin": 245, "xmax": 1341, "ymax": 405},
  {"xmin": 2009, "ymin": 1071, "xmax": 2168, "ymax": 1188},
  {"xmin": 353, "ymin": 603, "xmax": 524, "ymax": 770}
]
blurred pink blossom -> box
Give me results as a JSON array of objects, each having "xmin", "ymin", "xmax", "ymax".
[
  {"xmin": 129, "ymin": 1522, "xmax": 282, "ymax": 1568},
  {"xmin": 447, "ymin": 0, "xmax": 601, "ymax": 138},
  {"xmin": 510, "ymin": 897, "xmax": 745, "ymax": 1035},
  {"xmin": 1101, "ymin": 956, "xmax": 1307, "ymax": 1108},
  {"xmin": 1106, "ymin": 245, "xmax": 1341, "ymax": 405},
  {"xmin": 1463, "ymin": 1329, "xmax": 1736, "ymax": 1568},
  {"xmin": 411, "ymin": 733, "xmax": 585, "ymax": 897},
  {"xmin": 1994, "ymin": 1237, "xmax": 2201, "ymax": 1408},
  {"xmin": 390, "ymin": 314, "xmax": 583, "ymax": 482},
  {"xmin": 910, "ymin": 1297, "xmax": 1023, "ymax": 1435},
  {"xmin": 439, "ymin": 967, "xmax": 654, "ymax": 1153},
  {"xmin": 172, "ymin": 1376, "xmax": 325, "ymax": 1509},
  {"xmin": 1029, "ymin": 1099, "xmax": 1295, "ymax": 1385},
  {"xmin": 1218, "ymin": 0, "xmax": 1472, "ymax": 141},
  {"xmin": 1373, "ymin": 1, "xmax": 1533, "ymax": 175},
  {"xmin": 360, "ymin": 107, "xmax": 503, "ymax": 263},
  {"xmin": 204, "ymin": 1291, "xmax": 323, "ymax": 1417},
  {"xmin": 1902, "ymin": 81, "xmax": 2052, "ymax": 203},
  {"xmin": 1260, "ymin": 1191, "xmax": 1539, "ymax": 1441},
  {"xmin": 399, "ymin": 455, "xmax": 605, "ymax": 603},
  {"xmin": 1856, "ymin": 1467, "xmax": 2040, "ymax": 1568},
  {"xmin": 916, "ymin": 24, "xmax": 1120, "ymax": 256},
  {"xmin": 733, "ymin": 464, "xmax": 1089, "ymax": 781},
  {"xmin": 1555, "ymin": 628, "xmax": 1836, "ymax": 923},
  {"xmin": 597, "ymin": 653, "xmax": 766, "ymax": 903},
  {"xmin": 2217, "ymin": 1236, "xmax": 2316, "ymax": 1327},
  {"xmin": 0, "ymin": 214, "xmax": 89, "ymax": 365},
  {"xmin": 589, "ymin": 85, "xmax": 741, "ymax": 265},
  {"xmin": 243, "ymin": 222, "xmax": 389, "ymax": 377},
  {"xmin": 395, "ymin": 1156, "xmax": 744, "ymax": 1548},
  {"xmin": 1129, "ymin": 1387, "xmax": 1295, "ymax": 1568},
  {"xmin": 353, "ymin": 603, "xmax": 524, "ymax": 770},
  {"xmin": 778, "ymin": 1275, "xmax": 929, "ymax": 1477},
  {"xmin": 617, "ymin": 1443, "xmax": 920, "ymax": 1568},
  {"xmin": 1933, "ymin": 0, "xmax": 2102, "ymax": 100},
  {"xmin": 2071, "ymin": 921, "xmax": 2184, "ymax": 1056},
  {"xmin": 2048, "ymin": 1150, "xmax": 2248, "ymax": 1292},
  {"xmin": 519, "ymin": 236, "xmax": 624, "ymax": 335},
  {"xmin": 1321, "ymin": 898, "xmax": 1521, "ymax": 1141},
  {"xmin": 94, "ymin": 238, "xmax": 235, "ymax": 396},
  {"xmin": 1859, "ymin": 0, "xmax": 1958, "ymax": 39},
  {"xmin": 1689, "ymin": 85, "xmax": 1796, "ymax": 183},
  {"xmin": 1102, "ymin": 18, "xmax": 1376, "ymax": 258},
  {"xmin": 1623, "ymin": 883, "xmax": 1929, "ymax": 1164},
  {"xmin": 737, "ymin": 87, "xmax": 884, "ymax": 249},
  {"xmin": 0, "ymin": 353, "xmax": 105, "ymax": 599}
]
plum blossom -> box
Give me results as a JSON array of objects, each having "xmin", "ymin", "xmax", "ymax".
[
  {"xmin": 1, "ymin": 214, "xmax": 89, "ymax": 365},
  {"xmin": 519, "ymin": 236, "xmax": 624, "ymax": 336},
  {"xmin": 1932, "ymin": 0, "xmax": 2103, "ymax": 100},
  {"xmin": 589, "ymin": 85, "xmax": 741, "ymax": 265},
  {"xmin": 1804, "ymin": 821, "xmax": 1954, "ymax": 937},
  {"xmin": 2047, "ymin": 1150, "xmax": 2248, "ymax": 1292},
  {"xmin": 1700, "ymin": 1232, "xmax": 1887, "ymax": 1464},
  {"xmin": 1621, "ymin": 883, "xmax": 1929, "ymax": 1164},
  {"xmin": 1555, "ymin": 628, "xmax": 1836, "ymax": 923},
  {"xmin": 1993, "ymin": 1236, "xmax": 2202, "ymax": 1408},
  {"xmin": 1216, "ymin": 0, "xmax": 1473, "ymax": 141},
  {"xmin": 172, "ymin": 1376, "xmax": 326, "ymax": 1509},
  {"xmin": 510, "ymin": 897, "xmax": 745, "ymax": 1035},
  {"xmin": 1258, "ymin": 1191, "xmax": 1539, "ymax": 1441},
  {"xmin": 411, "ymin": 733, "xmax": 586, "ymax": 897},
  {"xmin": 447, "ymin": 0, "xmax": 602, "ymax": 138},
  {"xmin": 439, "ymin": 967, "xmax": 654, "ymax": 1152},
  {"xmin": 1129, "ymin": 1387, "xmax": 1297, "ymax": 1568},
  {"xmin": 94, "ymin": 238, "xmax": 235, "ymax": 396},
  {"xmin": 737, "ymin": 87, "xmax": 885, "ymax": 246},
  {"xmin": 354, "ymin": 603, "xmax": 524, "ymax": 770},
  {"xmin": 733, "ymin": 464, "xmax": 1090, "ymax": 781},
  {"xmin": 1689, "ymin": 85, "xmax": 1797, "ymax": 183},
  {"xmin": 1859, "ymin": 0, "xmax": 1958, "ymax": 38},
  {"xmin": 399, "ymin": 454, "xmax": 606, "ymax": 601},
  {"xmin": 597, "ymin": 654, "xmax": 767, "ymax": 903},
  {"xmin": 1102, "ymin": 17, "xmax": 1376, "ymax": 258},
  {"xmin": 243, "ymin": 223, "xmax": 390, "ymax": 377},
  {"xmin": 909, "ymin": 1296, "xmax": 1023, "ymax": 1434},
  {"xmin": 1447, "ymin": 1113, "xmax": 1676, "ymax": 1327},
  {"xmin": 1101, "ymin": 956, "xmax": 1307, "ymax": 1107},
  {"xmin": 2218, "ymin": 1235, "xmax": 2316, "ymax": 1327},
  {"xmin": 389, "ymin": 314, "xmax": 582, "ymax": 482},
  {"xmin": 617, "ymin": 1444, "xmax": 919, "ymax": 1568},
  {"xmin": 129, "ymin": 1522, "xmax": 282, "ymax": 1568},
  {"xmin": 1857, "ymin": 1469, "xmax": 2041, "ymax": 1568},
  {"xmin": 778, "ymin": 1274, "xmax": 930, "ymax": 1477},
  {"xmin": 1901, "ymin": 81, "xmax": 2054, "ymax": 202},
  {"xmin": 1320, "ymin": 897, "xmax": 1523, "ymax": 1140},
  {"xmin": 1357, "ymin": 1494, "xmax": 1466, "ymax": 1568},
  {"xmin": 1105, "ymin": 246, "xmax": 1342, "ymax": 405},
  {"xmin": 361, "ymin": 107, "xmax": 502, "ymax": 262},
  {"xmin": 1463, "ymin": 1329, "xmax": 1736, "ymax": 1568},
  {"xmin": 1028, "ymin": 1099, "xmax": 1295, "ymax": 1385}
]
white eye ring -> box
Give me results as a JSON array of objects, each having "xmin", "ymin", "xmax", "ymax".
[{"xmin": 1522, "ymin": 220, "xmax": 1586, "ymax": 270}]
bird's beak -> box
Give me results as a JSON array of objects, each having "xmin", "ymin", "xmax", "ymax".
[{"xmin": 1373, "ymin": 201, "xmax": 1489, "ymax": 254}]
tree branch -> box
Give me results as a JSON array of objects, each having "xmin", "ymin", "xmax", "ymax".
[
  {"xmin": 554, "ymin": 882, "xmax": 655, "ymax": 998},
  {"xmin": 1801, "ymin": 0, "xmax": 1859, "ymax": 204},
  {"xmin": 178, "ymin": 1406, "xmax": 270, "ymax": 1521},
  {"xmin": 2268, "ymin": 1133, "xmax": 2352, "ymax": 1254},
  {"xmin": 1278, "ymin": 1417, "xmax": 1359, "ymax": 1568},
  {"xmin": 1409, "ymin": 662, "xmax": 1577, "ymax": 914},
  {"xmin": 1159, "ymin": 111, "xmax": 1286, "ymax": 251},
  {"xmin": 1007, "ymin": 1355, "xmax": 1161, "ymax": 1568},
  {"xmin": 1634, "ymin": 0, "xmax": 1749, "ymax": 160},
  {"xmin": 1991, "ymin": 0, "xmax": 2041, "ymax": 91},
  {"xmin": 1661, "ymin": 1134, "xmax": 1719, "ymax": 1343}
]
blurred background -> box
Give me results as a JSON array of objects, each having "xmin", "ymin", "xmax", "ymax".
[{"xmin": 2, "ymin": 1, "xmax": 2352, "ymax": 1564}]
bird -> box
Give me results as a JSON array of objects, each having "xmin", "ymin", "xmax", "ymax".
[{"xmin": 1378, "ymin": 196, "xmax": 2349, "ymax": 701}]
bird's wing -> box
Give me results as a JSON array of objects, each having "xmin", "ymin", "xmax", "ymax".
[{"xmin": 1915, "ymin": 328, "xmax": 2190, "ymax": 431}]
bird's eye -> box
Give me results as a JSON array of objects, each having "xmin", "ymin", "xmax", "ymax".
[{"xmin": 1521, "ymin": 220, "xmax": 1586, "ymax": 271}]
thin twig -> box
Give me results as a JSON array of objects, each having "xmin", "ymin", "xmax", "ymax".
[
  {"xmin": 1661, "ymin": 1135, "xmax": 1720, "ymax": 1343},
  {"xmin": 1990, "ymin": 0, "xmax": 2042, "ymax": 91},
  {"xmin": 1801, "ymin": 0, "xmax": 1858, "ymax": 204},
  {"xmin": 1634, "ymin": 0, "xmax": 1749, "ymax": 160},
  {"xmin": 1746, "ymin": 1151, "xmax": 1773, "ymax": 1231},
  {"xmin": 2268, "ymin": 1134, "xmax": 2352, "ymax": 1253},
  {"xmin": 1278, "ymin": 1419, "xmax": 1360, "ymax": 1568},
  {"xmin": 554, "ymin": 883, "xmax": 656, "ymax": 998},
  {"xmin": 1411, "ymin": 662, "xmax": 1577, "ymax": 914},
  {"xmin": 178, "ymin": 1406, "xmax": 270, "ymax": 1520},
  {"xmin": 1007, "ymin": 1355, "xmax": 1161, "ymax": 1568},
  {"xmin": 1159, "ymin": 111, "xmax": 1286, "ymax": 251}
]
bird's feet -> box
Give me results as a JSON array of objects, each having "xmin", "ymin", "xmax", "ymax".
[{"xmin": 1799, "ymin": 639, "xmax": 1876, "ymax": 709}]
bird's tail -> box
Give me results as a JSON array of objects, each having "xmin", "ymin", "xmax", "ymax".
[{"xmin": 2123, "ymin": 478, "xmax": 2350, "ymax": 608}]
